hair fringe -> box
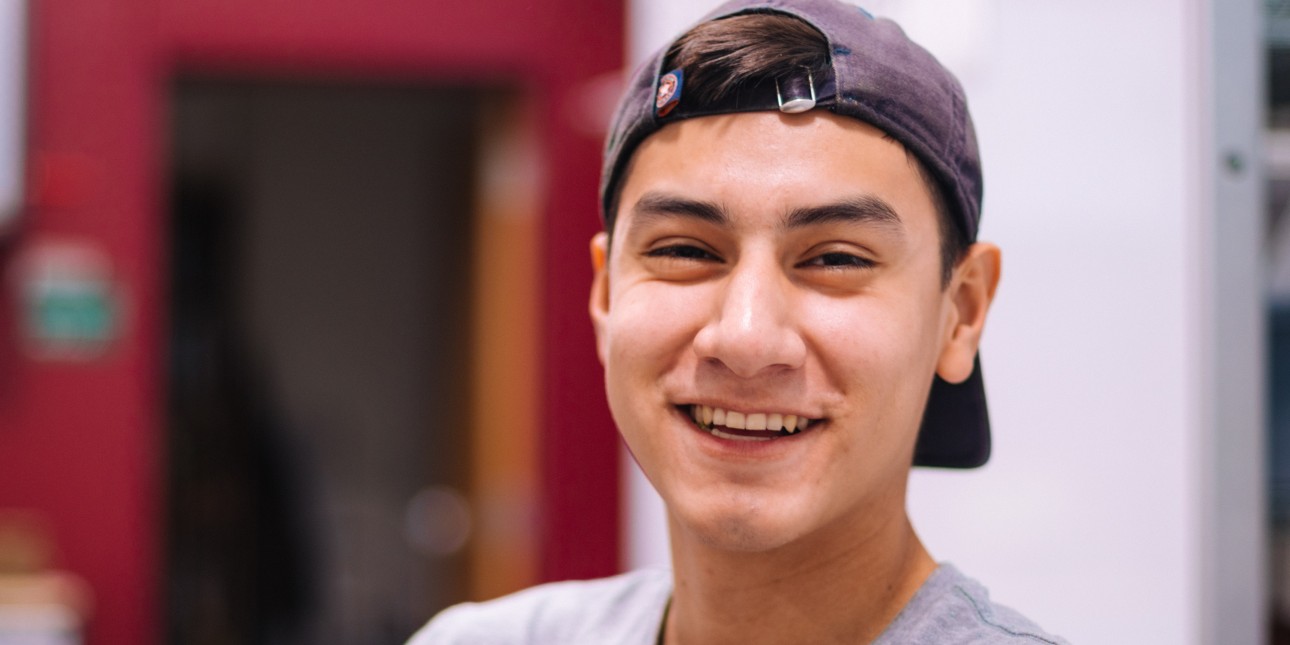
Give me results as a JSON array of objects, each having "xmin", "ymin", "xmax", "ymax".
[{"xmin": 664, "ymin": 14, "xmax": 831, "ymax": 107}]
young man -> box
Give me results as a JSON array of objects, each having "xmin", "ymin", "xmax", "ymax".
[{"xmin": 410, "ymin": 0, "xmax": 1066, "ymax": 642}]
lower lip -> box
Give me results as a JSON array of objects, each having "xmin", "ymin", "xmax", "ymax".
[{"xmin": 677, "ymin": 407, "xmax": 817, "ymax": 459}]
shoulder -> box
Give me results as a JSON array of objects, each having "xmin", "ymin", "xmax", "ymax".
[
  {"xmin": 875, "ymin": 564, "xmax": 1070, "ymax": 645},
  {"xmin": 405, "ymin": 568, "xmax": 672, "ymax": 645}
]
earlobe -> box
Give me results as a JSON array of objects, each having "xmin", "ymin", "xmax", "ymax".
[
  {"xmin": 589, "ymin": 232, "xmax": 611, "ymax": 364},
  {"xmin": 936, "ymin": 242, "xmax": 1001, "ymax": 384}
]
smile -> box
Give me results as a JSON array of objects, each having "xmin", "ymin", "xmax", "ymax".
[{"xmin": 686, "ymin": 404, "xmax": 818, "ymax": 442}]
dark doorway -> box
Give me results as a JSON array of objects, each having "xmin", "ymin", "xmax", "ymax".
[{"xmin": 165, "ymin": 81, "xmax": 486, "ymax": 644}]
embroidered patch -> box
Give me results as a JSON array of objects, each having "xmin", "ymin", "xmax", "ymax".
[{"xmin": 655, "ymin": 69, "xmax": 683, "ymax": 117}]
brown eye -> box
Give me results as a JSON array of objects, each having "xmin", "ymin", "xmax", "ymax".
[
  {"xmin": 645, "ymin": 244, "xmax": 720, "ymax": 262},
  {"xmin": 805, "ymin": 252, "xmax": 873, "ymax": 269}
]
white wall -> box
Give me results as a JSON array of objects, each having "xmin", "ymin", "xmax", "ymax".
[
  {"xmin": 0, "ymin": 0, "xmax": 25, "ymax": 232},
  {"xmin": 622, "ymin": 2, "xmax": 1263, "ymax": 644}
]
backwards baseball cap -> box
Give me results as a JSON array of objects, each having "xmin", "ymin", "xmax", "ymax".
[{"xmin": 599, "ymin": 0, "xmax": 990, "ymax": 468}]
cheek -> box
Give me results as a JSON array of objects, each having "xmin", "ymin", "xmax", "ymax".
[
  {"xmin": 600, "ymin": 284, "xmax": 704, "ymax": 467},
  {"xmin": 600, "ymin": 281, "xmax": 710, "ymax": 441},
  {"xmin": 801, "ymin": 288, "xmax": 945, "ymax": 401},
  {"xmin": 604, "ymin": 281, "xmax": 706, "ymax": 369},
  {"xmin": 807, "ymin": 293, "xmax": 939, "ymax": 356}
]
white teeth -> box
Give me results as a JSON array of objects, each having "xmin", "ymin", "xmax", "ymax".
[{"xmin": 686, "ymin": 405, "xmax": 816, "ymax": 435}]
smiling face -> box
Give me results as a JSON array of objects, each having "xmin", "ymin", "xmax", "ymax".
[{"xmin": 591, "ymin": 111, "xmax": 981, "ymax": 553}]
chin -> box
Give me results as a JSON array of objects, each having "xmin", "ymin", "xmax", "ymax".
[
  {"xmin": 671, "ymin": 493, "xmax": 814, "ymax": 554},
  {"xmin": 706, "ymin": 525, "xmax": 799, "ymax": 554}
]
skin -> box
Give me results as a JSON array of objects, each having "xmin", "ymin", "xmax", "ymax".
[{"xmin": 589, "ymin": 111, "xmax": 1001, "ymax": 644}]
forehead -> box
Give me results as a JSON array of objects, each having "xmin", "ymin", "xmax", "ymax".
[{"xmin": 612, "ymin": 111, "xmax": 938, "ymax": 241}]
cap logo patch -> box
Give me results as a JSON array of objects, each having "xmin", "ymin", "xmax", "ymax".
[{"xmin": 655, "ymin": 69, "xmax": 683, "ymax": 117}]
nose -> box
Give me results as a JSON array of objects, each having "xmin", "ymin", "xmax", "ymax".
[{"xmin": 691, "ymin": 256, "xmax": 807, "ymax": 378}]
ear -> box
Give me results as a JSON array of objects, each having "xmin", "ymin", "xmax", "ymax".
[
  {"xmin": 936, "ymin": 242, "xmax": 1002, "ymax": 384},
  {"xmin": 589, "ymin": 232, "xmax": 611, "ymax": 365}
]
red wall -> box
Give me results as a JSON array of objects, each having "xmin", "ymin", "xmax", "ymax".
[{"xmin": 0, "ymin": 1, "xmax": 623, "ymax": 643}]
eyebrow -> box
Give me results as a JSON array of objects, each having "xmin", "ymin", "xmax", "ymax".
[
  {"xmin": 627, "ymin": 190, "xmax": 904, "ymax": 232},
  {"xmin": 630, "ymin": 191, "xmax": 728, "ymax": 226},
  {"xmin": 784, "ymin": 195, "xmax": 902, "ymax": 230}
]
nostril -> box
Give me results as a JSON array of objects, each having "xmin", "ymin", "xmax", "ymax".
[{"xmin": 694, "ymin": 330, "xmax": 807, "ymax": 378}]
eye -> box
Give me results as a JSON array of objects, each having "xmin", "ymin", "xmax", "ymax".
[
  {"xmin": 802, "ymin": 251, "xmax": 874, "ymax": 269},
  {"xmin": 644, "ymin": 244, "xmax": 720, "ymax": 262}
]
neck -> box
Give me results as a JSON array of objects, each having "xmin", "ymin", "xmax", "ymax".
[{"xmin": 662, "ymin": 505, "xmax": 935, "ymax": 645}]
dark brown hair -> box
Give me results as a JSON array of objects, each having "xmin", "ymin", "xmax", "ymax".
[
  {"xmin": 621, "ymin": 12, "xmax": 970, "ymax": 285},
  {"xmin": 665, "ymin": 12, "xmax": 833, "ymax": 109}
]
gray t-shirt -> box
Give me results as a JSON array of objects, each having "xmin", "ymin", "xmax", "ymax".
[{"xmin": 406, "ymin": 564, "xmax": 1068, "ymax": 644}]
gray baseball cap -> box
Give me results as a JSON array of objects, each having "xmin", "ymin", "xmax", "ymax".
[{"xmin": 599, "ymin": 0, "xmax": 990, "ymax": 468}]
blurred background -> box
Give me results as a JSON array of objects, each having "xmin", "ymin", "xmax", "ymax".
[{"xmin": 0, "ymin": 0, "xmax": 1276, "ymax": 644}]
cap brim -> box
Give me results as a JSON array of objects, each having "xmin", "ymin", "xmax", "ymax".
[{"xmin": 913, "ymin": 355, "xmax": 990, "ymax": 468}]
